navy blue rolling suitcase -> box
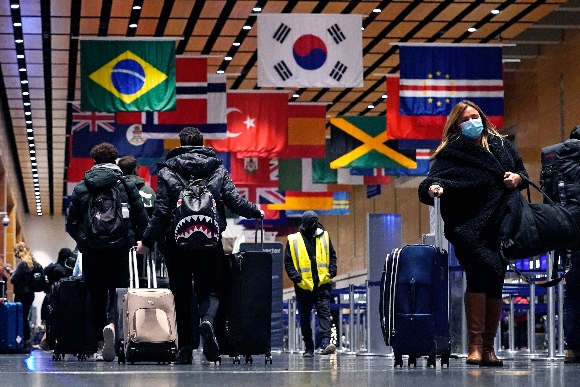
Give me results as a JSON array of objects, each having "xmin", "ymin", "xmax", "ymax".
[
  {"xmin": 0, "ymin": 281, "xmax": 24, "ymax": 353},
  {"xmin": 379, "ymin": 197, "xmax": 451, "ymax": 367}
]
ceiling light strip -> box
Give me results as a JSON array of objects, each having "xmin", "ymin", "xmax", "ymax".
[{"xmin": 10, "ymin": 0, "xmax": 42, "ymax": 215}]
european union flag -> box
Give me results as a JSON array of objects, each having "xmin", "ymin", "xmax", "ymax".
[
  {"xmin": 399, "ymin": 45, "xmax": 504, "ymax": 118},
  {"xmin": 81, "ymin": 40, "xmax": 176, "ymax": 112}
]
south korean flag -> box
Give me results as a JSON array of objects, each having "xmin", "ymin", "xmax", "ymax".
[{"xmin": 257, "ymin": 14, "xmax": 363, "ymax": 88}]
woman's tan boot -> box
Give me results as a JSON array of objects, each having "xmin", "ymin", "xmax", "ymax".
[
  {"xmin": 464, "ymin": 292, "xmax": 486, "ymax": 365},
  {"xmin": 481, "ymin": 298, "xmax": 504, "ymax": 367}
]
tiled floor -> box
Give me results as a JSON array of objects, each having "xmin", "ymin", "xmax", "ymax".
[{"xmin": 1, "ymin": 349, "xmax": 579, "ymax": 387}]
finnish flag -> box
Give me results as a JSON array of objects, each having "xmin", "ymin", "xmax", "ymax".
[{"xmin": 257, "ymin": 14, "xmax": 363, "ymax": 88}]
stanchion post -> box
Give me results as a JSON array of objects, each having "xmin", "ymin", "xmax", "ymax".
[
  {"xmin": 546, "ymin": 251, "xmax": 557, "ymax": 359},
  {"xmin": 558, "ymin": 280, "xmax": 564, "ymax": 356},
  {"xmin": 365, "ymin": 280, "xmax": 371, "ymax": 353},
  {"xmin": 289, "ymin": 297, "xmax": 296, "ymax": 352},
  {"xmin": 349, "ymin": 284, "xmax": 355, "ymax": 353},
  {"xmin": 529, "ymin": 283, "xmax": 536, "ymax": 355},
  {"xmin": 509, "ymin": 295, "xmax": 515, "ymax": 351}
]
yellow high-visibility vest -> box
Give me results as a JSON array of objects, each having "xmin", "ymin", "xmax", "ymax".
[{"xmin": 288, "ymin": 231, "xmax": 331, "ymax": 291}]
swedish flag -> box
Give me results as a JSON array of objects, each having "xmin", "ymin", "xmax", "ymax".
[{"xmin": 81, "ymin": 40, "xmax": 176, "ymax": 112}]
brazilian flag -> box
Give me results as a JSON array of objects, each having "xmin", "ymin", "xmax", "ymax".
[{"xmin": 81, "ymin": 40, "xmax": 176, "ymax": 112}]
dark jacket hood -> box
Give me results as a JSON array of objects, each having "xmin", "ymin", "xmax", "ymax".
[
  {"xmin": 83, "ymin": 163, "xmax": 123, "ymax": 191},
  {"xmin": 162, "ymin": 146, "xmax": 221, "ymax": 180},
  {"xmin": 124, "ymin": 174, "xmax": 146, "ymax": 189}
]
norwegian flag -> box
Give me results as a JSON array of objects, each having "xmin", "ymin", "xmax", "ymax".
[{"xmin": 72, "ymin": 104, "xmax": 115, "ymax": 132}]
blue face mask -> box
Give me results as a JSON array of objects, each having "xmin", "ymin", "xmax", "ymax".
[{"xmin": 460, "ymin": 118, "xmax": 484, "ymax": 139}]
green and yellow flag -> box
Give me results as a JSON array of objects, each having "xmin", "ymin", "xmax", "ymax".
[
  {"xmin": 81, "ymin": 40, "xmax": 176, "ymax": 112},
  {"xmin": 329, "ymin": 116, "xmax": 417, "ymax": 169}
]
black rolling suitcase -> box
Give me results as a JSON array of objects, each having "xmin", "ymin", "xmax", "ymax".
[
  {"xmin": 48, "ymin": 276, "xmax": 95, "ymax": 361},
  {"xmin": 217, "ymin": 219, "xmax": 272, "ymax": 364},
  {"xmin": 379, "ymin": 196, "xmax": 451, "ymax": 368}
]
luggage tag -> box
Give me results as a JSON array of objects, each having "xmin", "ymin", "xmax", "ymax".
[{"xmin": 122, "ymin": 203, "xmax": 130, "ymax": 218}]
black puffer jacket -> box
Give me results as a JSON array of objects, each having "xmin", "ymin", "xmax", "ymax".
[
  {"xmin": 418, "ymin": 135, "xmax": 529, "ymax": 275},
  {"xmin": 65, "ymin": 163, "xmax": 149, "ymax": 252},
  {"xmin": 142, "ymin": 145, "xmax": 262, "ymax": 248}
]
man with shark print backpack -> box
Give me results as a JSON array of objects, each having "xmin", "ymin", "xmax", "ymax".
[{"xmin": 137, "ymin": 127, "xmax": 263, "ymax": 365}]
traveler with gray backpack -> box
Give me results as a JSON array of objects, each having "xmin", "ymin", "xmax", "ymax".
[
  {"xmin": 136, "ymin": 127, "xmax": 263, "ymax": 365},
  {"xmin": 66, "ymin": 142, "xmax": 149, "ymax": 362}
]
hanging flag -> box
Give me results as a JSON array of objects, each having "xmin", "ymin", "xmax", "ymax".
[
  {"xmin": 81, "ymin": 40, "xmax": 176, "ymax": 112},
  {"xmin": 329, "ymin": 116, "xmax": 417, "ymax": 169},
  {"xmin": 278, "ymin": 158, "xmax": 349, "ymax": 192},
  {"xmin": 229, "ymin": 157, "xmax": 271, "ymax": 186},
  {"xmin": 336, "ymin": 169, "xmax": 390, "ymax": 185},
  {"xmin": 257, "ymin": 14, "xmax": 363, "ymax": 88},
  {"xmin": 366, "ymin": 185, "xmax": 381, "ymax": 199},
  {"xmin": 116, "ymin": 57, "xmax": 228, "ymax": 139},
  {"xmin": 277, "ymin": 103, "xmax": 327, "ymax": 158},
  {"xmin": 351, "ymin": 149, "xmax": 431, "ymax": 177},
  {"xmin": 395, "ymin": 44, "xmax": 504, "ymax": 134},
  {"xmin": 286, "ymin": 191, "xmax": 349, "ymax": 216},
  {"xmin": 206, "ymin": 91, "xmax": 288, "ymax": 158},
  {"xmin": 71, "ymin": 104, "xmax": 116, "ymax": 133},
  {"xmin": 71, "ymin": 105, "xmax": 165, "ymax": 158},
  {"xmin": 267, "ymin": 191, "xmax": 334, "ymax": 211},
  {"xmin": 386, "ymin": 76, "xmax": 446, "ymax": 143}
]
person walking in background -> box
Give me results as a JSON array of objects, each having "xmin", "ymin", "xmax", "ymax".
[
  {"xmin": 284, "ymin": 210, "xmax": 338, "ymax": 357},
  {"xmin": 37, "ymin": 247, "xmax": 75, "ymax": 352},
  {"xmin": 10, "ymin": 241, "xmax": 44, "ymax": 353},
  {"xmin": 418, "ymin": 100, "xmax": 529, "ymax": 367},
  {"xmin": 118, "ymin": 155, "xmax": 156, "ymax": 218},
  {"xmin": 136, "ymin": 127, "xmax": 263, "ymax": 365},
  {"xmin": 65, "ymin": 142, "xmax": 149, "ymax": 362}
]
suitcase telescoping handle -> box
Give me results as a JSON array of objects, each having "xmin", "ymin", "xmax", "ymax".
[
  {"xmin": 255, "ymin": 217, "xmax": 264, "ymax": 251},
  {"xmin": 129, "ymin": 247, "xmax": 139, "ymax": 289},
  {"xmin": 129, "ymin": 247, "xmax": 158, "ymax": 289},
  {"xmin": 433, "ymin": 194, "xmax": 445, "ymax": 251}
]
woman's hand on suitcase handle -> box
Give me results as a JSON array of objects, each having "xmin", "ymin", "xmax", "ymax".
[
  {"xmin": 429, "ymin": 184, "xmax": 443, "ymax": 198},
  {"xmin": 136, "ymin": 241, "xmax": 149, "ymax": 255}
]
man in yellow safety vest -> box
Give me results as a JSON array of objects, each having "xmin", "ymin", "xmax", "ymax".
[{"xmin": 284, "ymin": 211, "xmax": 338, "ymax": 357}]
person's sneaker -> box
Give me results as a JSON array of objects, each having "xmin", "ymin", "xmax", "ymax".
[
  {"xmin": 94, "ymin": 348, "xmax": 104, "ymax": 362},
  {"xmin": 565, "ymin": 349, "xmax": 580, "ymax": 363},
  {"xmin": 303, "ymin": 349, "xmax": 314, "ymax": 358},
  {"xmin": 102, "ymin": 324, "xmax": 116, "ymax": 362},
  {"xmin": 318, "ymin": 338, "xmax": 336, "ymax": 355},
  {"xmin": 39, "ymin": 339, "xmax": 52, "ymax": 354},
  {"xmin": 200, "ymin": 320, "xmax": 220, "ymax": 362},
  {"xmin": 174, "ymin": 346, "xmax": 193, "ymax": 365}
]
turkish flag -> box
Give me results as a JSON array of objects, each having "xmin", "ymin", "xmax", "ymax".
[{"xmin": 206, "ymin": 91, "xmax": 288, "ymax": 158}]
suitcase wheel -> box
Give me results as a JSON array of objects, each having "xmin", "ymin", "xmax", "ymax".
[
  {"xmin": 118, "ymin": 350, "xmax": 126, "ymax": 364},
  {"xmin": 265, "ymin": 355, "xmax": 272, "ymax": 364},
  {"xmin": 245, "ymin": 355, "xmax": 253, "ymax": 364},
  {"xmin": 233, "ymin": 356, "xmax": 241, "ymax": 364},
  {"xmin": 441, "ymin": 351, "xmax": 450, "ymax": 368},
  {"xmin": 408, "ymin": 355, "xmax": 417, "ymax": 368},
  {"xmin": 77, "ymin": 353, "xmax": 88, "ymax": 361}
]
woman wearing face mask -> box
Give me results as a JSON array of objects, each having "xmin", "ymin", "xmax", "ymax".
[{"xmin": 418, "ymin": 100, "xmax": 528, "ymax": 367}]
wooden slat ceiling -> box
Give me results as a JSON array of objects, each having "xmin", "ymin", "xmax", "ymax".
[{"xmin": 0, "ymin": 0, "xmax": 577, "ymax": 217}]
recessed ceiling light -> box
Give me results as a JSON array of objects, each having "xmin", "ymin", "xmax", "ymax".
[
  {"xmin": 15, "ymin": 39, "xmax": 23, "ymax": 43},
  {"xmin": 361, "ymin": 27, "xmax": 364, "ymax": 31},
  {"xmin": 10, "ymin": 4, "xmax": 19, "ymax": 9},
  {"xmin": 382, "ymin": 94, "xmax": 387, "ymax": 99},
  {"xmin": 129, "ymin": 23, "xmax": 138, "ymax": 28},
  {"xmin": 24, "ymin": 102, "xmax": 30, "ymax": 106},
  {"xmin": 13, "ymin": 22, "xmax": 21, "ymax": 27},
  {"xmin": 25, "ymin": 112, "xmax": 31, "ymax": 115},
  {"xmin": 468, "ymin": 27, "xmax": 477, "ymax": 33},
  {"xmin": 26, "ymin": 129, "xmax": 32, "ymax": 132},
  {"xmin": 22, "ymin": 91, "xmax": 29, "ymax": 95},
  {"xmin": 233, "ymin": 42, "xmax": 240, "ymax": 46},
  {"xmin": 21, "ymin": 80, "xmax": 28, "ymax": 84},
  {"xmin": 217, "ymin": 70, "xmax": 224, "ymax": 74},
  {"xmin": 368, "ymin": 104, "xmax": 375, "ymax": 109},
  {"xmin": 253, "ymin": 7, "xmax": 261, "ymax": 12},
  {"xmin": 26, "ymin": 121, "xmax": 32, "ymax": 124},
  {"xmin": 224, "ymin": 56, "xmax": 232, "ymax": 61},
  {"xmin": 491, "ymin": 9, "xmax": 500, "ymax": 15},
  {"xmin": 373, "ymin": 8, "xmax": 381, "ymax": 13},
  {"xmin": 30, "ymin": 149, "xmax": 35, "ymax": 153},
  {"xmin": 19, "ymin": 68, "xmax": 26, "ymax": 71},
  {"xmin": 17, "ymin": 54, "xmax": 24, "ymax": 59},
  {"xmin": 27, "ymin": 136, "xmax": 33, "ymax": 140},
  {"xmin": 293, "ymin": 94, "xmax": 299, "ymax": 98},
  {"xmin": 133, "ymin": 5, "xmax": 141, "ymax": 9},
  {"xmin": 243, "ymin": 26, "xmax": 251, "ymax": 30}
]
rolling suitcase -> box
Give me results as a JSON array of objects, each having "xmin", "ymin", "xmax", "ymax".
[
  {"xmin": 379, "ymin": 196, "xmax": 451, "ymax": 367},
  {"xmin": 48, "ymin": 276, "xmax": 94, "ymax": 361},
  {"xmin": 118, "ymin": 247, "xmax": 178, "ymax": 364},
  {"xmin": 217, "ymin": 219, "xmax": 273, "ymax": 364},
  {"xmin": 0, "ymin": 281, "xmax": 24, "ymax": 353}
]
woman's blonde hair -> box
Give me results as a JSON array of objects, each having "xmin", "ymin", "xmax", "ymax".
[
  {"xmin": 13, "ymin": 242, "xmax": 34, "ymax": 269},
  {"xmin": 432, "ymin": 100, "xmax": 505, "ymax": 158}
]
